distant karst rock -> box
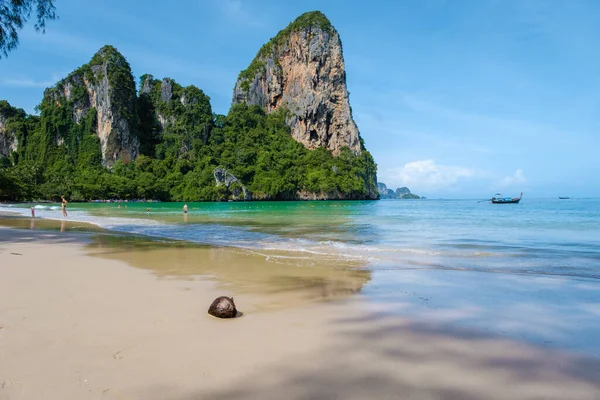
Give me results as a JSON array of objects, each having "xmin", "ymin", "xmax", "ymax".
[
  {"xmin": 395, "ymin": 187, "xmax": 410, "ymax": 196},
  {"xmin": 232, "ymin": 11, "xmax": 361, "ymax": 156},
  {"xmin": 208, "ymin": 296, "xmax": 238, "ymax": 319},
  {"xmin": 376, "ymin": 182, "xmax": 395, "ymax": 198},
  {"xmin": 377, "ymin": 182, "xmax": 420, "ymax": 199},
  {"xmin": 43, "ymin": 46, "xmax": 139, "ymax": 166}
]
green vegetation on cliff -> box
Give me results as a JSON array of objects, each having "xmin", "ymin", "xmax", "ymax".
[
  {"xmin": 0, "ymin": 100, "xmax": 29, "ymax": 165},
  {"xmin": 275, "ymin": 10, "xmax": 332, "ymax": 37},
  {"xmin": 138, "ymin": 75, "xmax": 213, "ymax": 159},
  {"xmin": 73, "ymin": 45, "xmax": 137, "ymax": 124},
  {"xmin": 206, "ymin": 104, "xmax": 376, "ymax": 200},
  {"xmin": 1, "ymin": 100, "xmax": 376, "ymax": 201}
]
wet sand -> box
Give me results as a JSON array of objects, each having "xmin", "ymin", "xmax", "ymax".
[{"xmin": 1, "ymin": 225, "xmax": 600, "ymax": 399}]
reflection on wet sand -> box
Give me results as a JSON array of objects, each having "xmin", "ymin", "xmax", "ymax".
[
  {"xmin": 0, "ymin": 216, "xmax": 371, "ymax": 311},
  {"xmin": 87, "ymin": 235, "xmax": 372, "ymax": 311},
  {"xmin": 0, "ymin": 217, "xmax": 103, "ymax": 233}
]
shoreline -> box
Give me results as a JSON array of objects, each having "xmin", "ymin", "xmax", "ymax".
[
  {"xmin": 0, "ymin": 220, "xmax": 371, "ymax": 311},
  {"xmin": 0, "ymin": 195, "xmax": 382, "ymax": 204},
  {"xmin": 1, "ymin": 225, "xmax": 600, "ymax": 399},
  {"xmin": 4, "ymin": 215, "xmax": 599, "ymax": 353}
]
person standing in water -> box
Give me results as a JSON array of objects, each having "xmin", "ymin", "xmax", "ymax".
[
  {"xmin": 183, "ymin": 204, "xmax": 188, "ymax": 214},
  {"xmin": 61, "ymin": 196, "xmax": 68, "ymax": 217}
]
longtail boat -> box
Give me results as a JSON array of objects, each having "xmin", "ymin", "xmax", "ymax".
[{"xmin": 491, "ymin": 192, "xmax": 522, "ymax": 204}]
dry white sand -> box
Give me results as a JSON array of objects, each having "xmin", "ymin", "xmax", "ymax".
[{"xmin": 1, "ymin": 226, "xmax": 599, "ymax": 400}]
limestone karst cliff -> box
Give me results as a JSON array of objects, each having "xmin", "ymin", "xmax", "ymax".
[
  {"xmin": 0, "ymin": 101, "xmax": 23, "ymax": 159},
  {"xmin": 232, "ymin": 11, "xmax": 362, "ymax": 156},
  {"xmin": 138, "ymin": 75, "xmax": 213, "ymax": 157},
  {"xmin": 1, "ymin": 12, "xmax": 379, "ymax": 201},
  {"xmin": 42, "ymin": 45, "xmax": 139, "ymax": 166}
]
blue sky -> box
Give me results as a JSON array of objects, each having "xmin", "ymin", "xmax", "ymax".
[{"xmin": 1, "ymin": 0, "xmax": 598, "ymax": 198}]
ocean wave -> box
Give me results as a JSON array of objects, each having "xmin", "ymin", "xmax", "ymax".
[
  {"xmin": 0, "ymin": 206, "xmax": 163, "ymax": 232},
  {"xmin": 33, "ymin": 205, "xmax": 59, "ymax": 210},
  {"xmin": 3, "ymin": 203, "xmax": 600, "ymax": 279},
  {"xmin": 0, "ymin": 205, "xmax": 500, "ymax": 264}
]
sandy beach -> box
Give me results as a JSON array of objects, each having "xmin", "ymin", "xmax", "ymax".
[{"xmin": 1, "ymin": 225, "xmax": 600, "ymax": 400}]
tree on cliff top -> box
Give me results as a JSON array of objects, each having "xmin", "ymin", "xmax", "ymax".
[{"xmin": 0, "ymin": 0, "xmax": 57, "ymax": 58}]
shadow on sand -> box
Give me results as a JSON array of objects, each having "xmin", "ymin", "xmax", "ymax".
[
  {"xmin": 3, "ymin": 223, "xmax": 599, "ymax": 399},
  {"xmin": 156, "ymin": 312, "xmax": 600, "ymax": 400}
]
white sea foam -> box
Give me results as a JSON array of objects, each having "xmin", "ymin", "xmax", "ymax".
[
  {"xmin": 4, "ymin": 200, "xmax": 598, "ymax": 278},
  {"xmin": 33, "ymin": 205, "xmax": 58, "ymax": 210},
  {"xmin": 0, "ymin": 205, "xmax": 440, "ymax": 264},
  {"xmin": 0, "ymin": 205, "xmax": 163, "ymax": 233}
]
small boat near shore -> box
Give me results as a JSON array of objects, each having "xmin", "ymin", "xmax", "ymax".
[
  {"xmin": 491, "ymin": 192, "xmax": 522, "ymax": 204},
  {"xmin": 559, "ymin": 197, "xmax": 570, "ymax": 200}
]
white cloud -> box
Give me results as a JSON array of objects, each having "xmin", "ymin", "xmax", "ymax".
[
  {"xmin": 500, "ymin": 169, "xmax": 527, "ymax": 186},
  {"xmin": 225, "ymin": 0, "xmax": 243, "ymax": 14},
  {"xmin": 220, "ymin": 0, "xmax": 263, "ymax": 27},
  {"xmin": 387, "ymin": 159, "xmax": 480, "ymax": 191},
  {"xmin": 1, "ymin": 78, "xmax": 57, "ymax": 88},
  {"xmin": 20, "ymin": 29, "xmax": 102, "ymax": 56}
]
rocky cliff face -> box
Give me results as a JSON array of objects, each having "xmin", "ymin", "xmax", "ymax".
[
  {"xmin": 140, "ymin": 76, "xmax": 177, "ymax": 130},
  {"xmin": 232, "ymin": 11, "xmax": 361, "ymax": 156},
  {"xmin": 44, "ymin": 46, "xmax": 139, "ymax": 166},
  {"xmin": 0, "ymin": 128, "xmax": 18, "ymax": 160},
  {"xmin": 0, "ymin": 113, "xmax": 17, "ymax": 159},
  {"xmin": 0, "ymin": 101, "xmax": 24, "ymax": 159},
  {"xmin": 138, "ymin": 75, "xmax": 213, "ymax": 153}
]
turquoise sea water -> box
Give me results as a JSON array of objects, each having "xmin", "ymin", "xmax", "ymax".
[{"xmin": 2, "ymin": 198, "xmax": 600, "ymax": 354}]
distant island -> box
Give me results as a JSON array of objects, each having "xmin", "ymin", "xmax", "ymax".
[
  {"xmin": 377, "ymin": 182, "xmax": 421, "ymax": 199},
  {"xmin": 0, "ymin": 11, "xmax": 378, "ymax": 202}
]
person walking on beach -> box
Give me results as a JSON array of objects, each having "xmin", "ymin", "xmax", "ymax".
[
  {"xmin": 31, "ymin": 207, "xmax": 35, "ymax": 218},
  {"xmin": 61, "ymin": 196, "xmax": 68, "ymax": 217},
  {"xmin": 183, "ymin": 204, "xmax": 188, "ymax": 214}
]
